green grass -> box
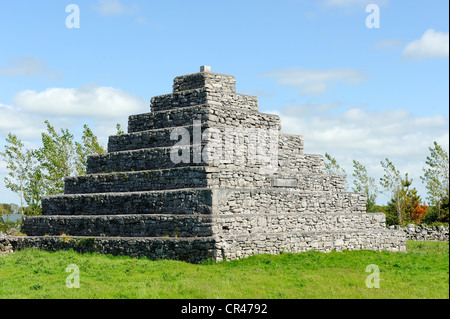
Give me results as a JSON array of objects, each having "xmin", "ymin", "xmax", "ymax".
[{"xmin": 0, "ymin": 241, "xmax": 448, "ymax": 299}]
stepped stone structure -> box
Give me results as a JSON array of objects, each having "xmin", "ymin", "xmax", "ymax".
[{"xmin": 12, "ymin": 66, "xmax": 406, "ymax": 262}]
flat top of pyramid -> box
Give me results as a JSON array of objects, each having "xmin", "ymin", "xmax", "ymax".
[{"xmin": 172, "ymin": 66, "xmax": 236, "ymax": 93}]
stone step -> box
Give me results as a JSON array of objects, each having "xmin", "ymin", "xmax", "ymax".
[
  {"xmin": 42, "ymin": 188, "xmax": 214, "ymax": 216},
  {"xmin": 89, "ymin": 144, "xmax": 276, "ymax": 174},
  {"xmin": 207, "ymin": 169, "xmax": 346, "ymax": 192},
  {"xmin": 150, "ymin": 88, "xmax": 259, "ymax": 113},
  {"xmin": 65, "ymin": 167, "xmax": 209, "ymax": 194},
  {"xmin": 9, "ymin": 235, "xmax": 218, "ymax": 263},
  {"xmin": 216, "ymin": 229, "xmax": 406, "ymax": 261},
  {"xmin": 213, "ymin": 188, "xmax": 367, "ymax": 215},
  {"xmin": 109, "ymin": 120, "xmax": 281, "ymax": 153},
  {"xmin": 21, "ymin": 214, "xmax": 215, "ymax": 238},
  {"xmin": 43, "ymin": 187, "xmax": 365, "ymax": 217},
  {"xmin": 279, "ymin": 153, "xmax": 325, "ymax": 174},
  {"xmin": 109, "ymin": 125, "xmax": 199, "ymax": 153},
  {"xmin": 87, "ymin": 145, "xmax": 207, "ymax": 174},
  {"xmin": 87, "ymin": 146, "xmax": 318, "ymax": 175},
  {"xmin": 68, "ymin": 165, "xmax": 344, "ymax": 195},
  {"xmin": 214, "ymin": 212, "xmax": 386, "ymax": 235},
  {"xmin": 9, "ymin": 228, "xmax": 406, "ymax": 263},
  {"xmin": 127, "ymin": 103, "xmax": 279, "ymax": 134},
  {"xmin": 21, "ymin": 212, "xmax": 387, "ymax": 238}
]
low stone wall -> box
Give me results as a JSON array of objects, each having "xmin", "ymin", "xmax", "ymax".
[
  {"xmin": 215, "ymin": 229, "xmax": 406, "ymax": 261},
  {"xmin": 0, "ymin": 232, "xmax": 14, "ymax": 256},
  {"xmin": 8, "ymin": 235, "xmax": 218, "ymax": 263},
  {"xmin": 20, "ymin": 212, "xmax": 387, "ymax": 238},
  {"xmin": 393, "ymin": 224, "xmax": 449, "ymax": 241}
]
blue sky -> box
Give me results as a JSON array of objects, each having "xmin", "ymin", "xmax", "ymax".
[{"xmin": 0, "ymin": 0, "xmax": 448, "ymax": 206}]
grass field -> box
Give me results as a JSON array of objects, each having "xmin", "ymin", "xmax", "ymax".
[{"xmin": 0, "ymin": 240, "xmax": 448, "ymax": 299}]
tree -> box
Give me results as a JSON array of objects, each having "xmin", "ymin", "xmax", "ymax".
[
  {"xmin": 420, "ymin": 141, "xmax": 449, "ymax": 221},
  {"xmin": 379, "ymin": 158, "xmax": 411, "ymax": 225},
  {"xmin": 75, "ymin": 124, "xmax": 106, "ymax": 175},
  {"xmin": 324, "ymin": 153, "xmax": 346, "ymax": 176},
  {"xmin": 383, "ymin": 199, "xmax": 400, "ymax": 226},
  {"xmin": 380, "ymin": 159, "xmax": 427, "ymax": 225},
  {"xmin": 2, "ymin": 121, "xmax": 106, "ymax": 215},
  {"xmin": 23, "ymin": 151, "xmax": 45, "ymax": 215},
  {"xmin": 0, "ymin": 133, "xmax": 33, "ymax": 213},
  {"xmin": 402, "ymin": 187, "xmax": 427, "ymax": 224},
  {"xmin": 34, "ymin": 120, "xmax": 76, "ymax": 196},
  {"xmin": 352, "ymin": 160, "xmax": 378, "ymax": 212},
  {"xmin": 116, "ymin": 123, "xmax": 125, "ymax": 135}
]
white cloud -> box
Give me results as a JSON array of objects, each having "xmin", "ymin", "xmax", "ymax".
[
  {"xmin": 274, "ymin": 103, "xmax": 449, "ymax": 203},
  {"xmin": 13, "ymin": 84, "xmax": 148, "ymax": 120},
  {"xmin": 0, "ymin": 103, "xmax": 46, "ymax": 139},
  {"xmin": 403, "ymin": 29, "xmax": 449, "ymax": 61},
  {"xmin": 0, "ymin": 56, "xmax": 61, "ymax": 79},
  {"xmin": 263, "ymin": 68, "xmax": 367, "ymax": 95},
  {"xmin": 93, "ymin": 0, "xmax": 138, "ymax": 16},
  {"xmin": 279, "ymin": 105, "xmax": 448, "ymax": 157},
  {"xmin": 1, "ymin": 83, "xmax": 146, "ymax": 205}
]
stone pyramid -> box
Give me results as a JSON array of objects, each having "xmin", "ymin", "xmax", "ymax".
[{"xmin": 16, "ymin": 66, "xmax": 406, "ymax": 262}]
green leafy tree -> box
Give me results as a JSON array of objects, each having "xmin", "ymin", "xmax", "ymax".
[
  {"xmin": 420, "ymin": 141, "xmax": 449, "ymax": 221},
  {"xmin": 23, "ymin": 152, "xmax": 45, "ymax": 215},
  {"xmin": 0, "ymin": 133, "xmax": 33, "ymax": 213},
  {"xmin": 75, "ymin": 124, "xmax": 106, "ymax": 175},
  {"xmin": 352, "ymin": 160, "xmax": 378, "ymax": 212},
  {"xmin": 380, "ymin": 158, "xmax": 411, "ymax": 225},
  {"xmin": 34, "ymin": 120, "xmax": 76, "ymax": 196},
  {"xmin": 2, "ymin": 121, "xmax": 106, "ymax": 215},
  {"xmin": 383, "ymin": 199, "xmax": 400, "ymax": 227},
  {"xmin": 324, "ymin": 153, "xmax": 346, "ymax": 176}
]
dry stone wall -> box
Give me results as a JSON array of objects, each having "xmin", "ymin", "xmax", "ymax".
[
  {"xmin": 396, "ymin": 224, "xmax": 449, "ymax": 241},
  {"xmin": 0, "ymin": 232, "xmax": 14, "ymax": 256}
]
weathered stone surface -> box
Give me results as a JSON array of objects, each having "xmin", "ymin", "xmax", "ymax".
[
  {"xmin": 395, "ymin": 224, "xmax": 449, "ymax": 241},
  {"xmin": 172, "ymin": 71, "xmax": 235, "ymax": 93},
  {"xmin": 128, "ymin": 103, "xmax": 279, "ymax": 134},
  {"xmin": 42, "ymin": 189, "xmax": 213, "ymax": 216},
  {"xmin": 0, "ymin": 231, "xmax": 14, "ymax": 256}
]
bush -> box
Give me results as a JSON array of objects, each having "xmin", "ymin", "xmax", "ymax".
[
  {"xmin": 0, "ymin": 203, "xmax": 13, "ymax": 216},
  {"xmin": 424, "ymin": 199, "xmax": 449, "ymax": 225},
  {"xmin": 0, "ymin": 220, "xmax": 22, "ymax": 234}
]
